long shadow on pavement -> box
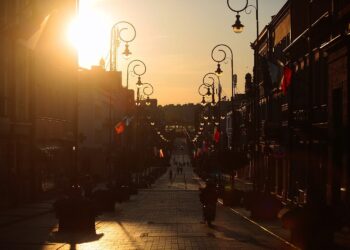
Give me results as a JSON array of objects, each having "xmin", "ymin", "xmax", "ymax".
[
  {"xmin": 211, "ymin": 224, "xmax": 272, "ymax": 249},
  {"xmin": 48, "ymin": 231, "xmax": 104, "ymax": 250}
]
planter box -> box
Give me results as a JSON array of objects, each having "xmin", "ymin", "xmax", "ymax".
[
  {"xmin": 281, "ymin": 205, "xmax": 335, "ymax": 249},
  {"xmin": 244, "ymin": 192, "xmax": 282, "ymax": 220},
  {"xmin": 222, "ymin": 189, "xmax": 244, "ymax": 207}
]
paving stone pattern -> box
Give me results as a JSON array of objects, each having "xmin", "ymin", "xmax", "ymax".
[{"xmin": 0, "ymin": 152, "xmax": 293, "ymax": 249}]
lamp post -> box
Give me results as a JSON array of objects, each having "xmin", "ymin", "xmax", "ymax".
[
  {"xmin": 72, "ymin": 1, "xmax": 80, "ymax": 186},
  {"xmin": 211, "ymin": 44, "xmax": 235, "ymax": 150},
  {"xmin": 227, "ymin": 0, "xmax": 259, "ymax": 190},
  {"xmin": 107, "ymin": 21, "xmax": 136, "ymax": 182},
  {"xmin": 197, "ymin": 83, "xmax": 211, "ymax": 151},
  {"xmin": 125, "ymin": 59, "xmax": 146, "ymax": 167},
  {"xmin": 110, "ymin": 21, "xmax": 136, "ymax": 72},
  {"xmin": 135, "ymin": 80, "xmax": 154, "ymax": 181},
  {"xmin": 108, "ymin": 57, "xmax": 144, "ymax": 181},
  {"xmin": 200, "ymin": 73, "xmax": 222, "ymax": 168}
]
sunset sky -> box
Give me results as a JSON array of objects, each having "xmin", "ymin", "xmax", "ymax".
[{"xmin": 75, "ymin": 0, "xmax": 287, "ymax": 105}]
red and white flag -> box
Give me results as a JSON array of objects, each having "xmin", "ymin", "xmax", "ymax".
[
  {"xmin": 114, "ymin": 121, "xmax": 125, "ymax": 134},
  {"xmin": 280, "ymin": 66, "xmax": 292, "ymax": 95}
]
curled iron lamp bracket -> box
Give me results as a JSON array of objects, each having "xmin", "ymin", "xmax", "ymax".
[
  {"xmin": 244, "ymin": 4, "xmax": 257, "ymax": 14},
  {"xmin": 198, "ymin": 83, "xmax": 209, "ymax": 97},
  {"xmin": 112, "ymin": 21, "xmax": 136, "ymax": 43},
  {"xmin": 227, "ymin": 0, "xmax": 249, "ymax": 14},
  {"xmin": 127, "ymin": 59, "xmax": 146, "ymax": 77},
  {"xmin": 227, "ymin": 1, "xmax": 257, "ymax": 34},
  {"xmin": 127, "ymin": 59, "xmax": 146, "ymax": 88},
  {"xmin": 202, "ymin": 73, "xmax": 219, "ymax": 87},
  {"xmin": 211, "ymin": 44, "xmax": 233, "ymax": 64},
  {"xmin": 110, "ymin": 21, "xmax": 136, "ymax": 72},
  {"xmin": 141, "ymin": 82, "xmax": 154, "ymax": 97}
]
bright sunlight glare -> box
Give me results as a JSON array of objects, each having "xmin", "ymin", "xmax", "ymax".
[{"xmin": 67, "ymin": 9, "xmax": 112, "ymax": 69}]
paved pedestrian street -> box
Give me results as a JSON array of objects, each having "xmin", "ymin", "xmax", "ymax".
[{"xmin": 0, "ymin": 153, "xmax": 293, "ymax": 250}]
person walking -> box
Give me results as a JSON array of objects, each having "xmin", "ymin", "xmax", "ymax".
[{"xmin": 199, "ymin": 179, "xmax": 218, "ymax": 227}]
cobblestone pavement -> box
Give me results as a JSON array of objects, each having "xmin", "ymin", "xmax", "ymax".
[{"xmin": 0, "ymin": 153, "xmax": 293, "ymax": 249}]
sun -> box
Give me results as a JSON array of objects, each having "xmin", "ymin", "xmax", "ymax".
[{"xmin": 68, "ymin": 9, "xmax": 112, "ymax": 69}]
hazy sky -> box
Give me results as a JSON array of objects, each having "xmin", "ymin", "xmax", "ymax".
[{"xmin": 77, "ymin": 0, "xmax": 287, "ymax": 105}]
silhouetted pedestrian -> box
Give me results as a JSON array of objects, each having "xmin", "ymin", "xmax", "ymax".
[
  {"xmin": 169, "ymin": 169, "xmax": 173, "ymax": 183},
  {"xmin": 200, "ymin": 179, "xmax": 218, "ymax": 227}
]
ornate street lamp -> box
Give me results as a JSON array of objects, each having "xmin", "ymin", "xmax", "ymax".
[
  {"xmin": 211, "ymin": 44, "xmax": 235, "ymax": 102},
  {"xmin": 198, "ymin": 83, "xmax": 210, "ymax": 106},
  {"xmin": 202, "ymin": 73, "xmax": 221, "ymax": 129},
  {"xmin": 196, "ymin": 74, "xmax": 221, "ymax": 155},
  {"xmin": 227, "ymin": 0, "xmax": 260, "ymax": 191},
  {"xmin": 227, "ymin": 0, "xmax": 259, "ymax": 38},
  {"xmin": 202, "ymin": 72, "xmax": 221, "ymax": 106},
  {"xmin": 137, "ymin": 82, "xmax": 154, "ymax": 104},
  {"xmin": 226, "ymin": 0, "xmax": 259, "ymax": 93},
  {"xmin": 134, "ymin": 80, "xmax": 154, "ymax": 183},
  {"xmin": 127, "ymin": 59, "xmax": 146, "ymax": 89},
  {"xmin": 110, "ymin": 21, "xmax": 136, "ymax": 72},
  {"xmin": 108, "ymin": 25, "xmax": 137, "ymax": 179}
]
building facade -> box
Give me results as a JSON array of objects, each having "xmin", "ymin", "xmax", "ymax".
[
  {"xmin": 78, "ymin": 64, "xmax": 134, "ymax": 181},
  {"xmin": 245, "ymin": 0, "xmax": 349, "ymax": 215},
  {"xmin": 0, "ymin": 0, "xmax": 77, "ymax": 207}
]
